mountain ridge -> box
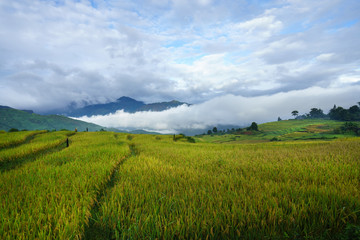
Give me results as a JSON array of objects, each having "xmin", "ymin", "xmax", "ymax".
[{"xmin": 63, "ymin": 96, "xmax": 190, "ymax": 117}]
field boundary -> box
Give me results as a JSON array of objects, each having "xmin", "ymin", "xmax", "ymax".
[
  {"xmin": 0, "ymin": 131, "xmax": 46, "ymax": 150},
  {"xmin": 0, "ymin": 135, "xmax": 73, "ymax": 172}
]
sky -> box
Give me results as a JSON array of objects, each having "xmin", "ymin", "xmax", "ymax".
[{"xmin": 0, "ymin": 0, "xmax": 360, "ymax": 132}]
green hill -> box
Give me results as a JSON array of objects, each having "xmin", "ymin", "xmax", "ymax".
[
  {"xmin": 196, "ymin": 119, "xmax": 358, "ymax": 143},
  {"xmin": 0, "ymin": 107, "xmax": 114, "ymax": 132}
]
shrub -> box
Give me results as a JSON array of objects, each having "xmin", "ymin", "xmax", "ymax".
[{"xmin": 8, "ymin": 128, "xmax": 19, "ymax": 132}]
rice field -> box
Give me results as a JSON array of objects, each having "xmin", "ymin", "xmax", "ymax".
[
  {"xmin": 0, "ymin": 130, "xmax": 359, "ymax": 239},
  {"xmin": 0, "ymin": 130, "xmax": 46, "ymax": 149}
]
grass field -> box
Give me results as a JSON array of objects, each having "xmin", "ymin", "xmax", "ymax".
[
  {"xmin": 0, "ymin": 121, "xmax": 359, "ymax": 239},
  {"xmin": 196, "ymin": 119, "xmax": 352, "ymax": 143}
]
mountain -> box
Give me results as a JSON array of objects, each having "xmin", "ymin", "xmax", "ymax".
[
  {"xmin": 0, "ymin": 106, "xmax": 115, "ymax": 132},
  {"xmin": 137, "ymin": 100, "xmax": 189, "ymax": 112},
  {"xmin": 59, "ymin": 96, "xmax": 189, "ymax": 117},
  {"xmin": 66, "ymin": 97, "xmax": 145, "ymax": 117}
]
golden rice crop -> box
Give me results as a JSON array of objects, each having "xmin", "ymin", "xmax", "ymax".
[
  {"xmin": 0, "ymin": 131, "xmax": 72, "ymax": 165},
  {"xmin": 0, "ymin": 130, "xmax": 46, "ymax": 149},
  {"xmin": 1, "ymin": 132, "xmax": 359, "ymax": 239},
  {"xmin": 96, "ymin": 135, "xmax": 360, "ymax": 239},
  {"xmin": 0, "ymin": 132, "xmax": 130, "ymax": 239}
]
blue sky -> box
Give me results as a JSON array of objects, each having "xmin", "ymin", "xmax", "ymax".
[{"xmin": 0, "ymin": 0, "xmax": 359, "ymax": 130}]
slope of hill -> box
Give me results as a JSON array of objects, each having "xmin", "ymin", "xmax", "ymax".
[
  {"xmin": 196, "ymin": 119, "xmax": 356, "ymax": 143},
  {"xmin": 0, "ymin": 107, "xmax": 114, "ymax": 132},
  {"xmin": 61, "ymin": 96, "xmax": 189, "ymax": 117}
]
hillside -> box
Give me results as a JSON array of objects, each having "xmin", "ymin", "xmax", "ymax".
[
  {"xmin": 196, "ymin": 119, "xmax": 357, "ymax": 143},
  {"xmin": 0, "ymin": 107, "xmax": 114, "ymax": 132}
]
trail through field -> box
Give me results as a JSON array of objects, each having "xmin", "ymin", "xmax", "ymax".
[{"xmin": 83, "ymin": 142, "xmax": 139, "ymax": 239}]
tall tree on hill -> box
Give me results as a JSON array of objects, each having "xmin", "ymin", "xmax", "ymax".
[
  {"xmin": 248, "ymin": 122, "xmax": 259, "ymax": 131},
  {"xmin": 213, "ymin": 127, "xmax": 218, "ymax": 133},
  {"xmin": 329, "ymin": 106, "xmax": 350, "ymax": 121},
  {"xmin": 291, "ymin": 110, "xmax": 299, "ymax": 118},
  {"xmin": 349, "ymin": 105, "xmax": 360, "ymax": 121}
]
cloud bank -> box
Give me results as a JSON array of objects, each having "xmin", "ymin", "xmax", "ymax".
[{"xmin": 77, "ymin": 86, "xmax": 360, "ymax": 133}]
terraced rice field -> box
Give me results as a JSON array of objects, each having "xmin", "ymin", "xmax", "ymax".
[{"xmin": 0, "ymin": 130, "xmax": 359, "ymax": 239}]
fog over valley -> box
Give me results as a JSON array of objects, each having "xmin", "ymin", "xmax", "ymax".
[{"xmin": 76, "ymin": 86, "xmax": 360, "ymax": 133}]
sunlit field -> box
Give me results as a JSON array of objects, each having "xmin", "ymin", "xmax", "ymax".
[{"xmin": 0, "ymin": 129, "xmax": 359, "ymax": 239}]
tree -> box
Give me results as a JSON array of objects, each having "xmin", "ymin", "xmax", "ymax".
[
  {"xmin": 291, "ymin": 110, "xmax": 299, "ymax": 118},
  {"xmin": 349, "ymin": 105, "xmax": 360, "ymax": 114},
  {"xmin": 309, "ymin": 108, "xmax": 325, "ymax": 118},
  {"xmin": 247, "ymin": 122, "xmax": 258, "ymax": 131},
  {"xmin": 207, "ymin": 130, "xmax": 212, "ymax": 135},
  {"xmin": 278, "ymin": 117, "xmax": 282, "ymax": 121},
  {"xmin": 212, "ymin": 127, "xmax": 218, "ymax": 133},
  {"xmin": 329, "ymin": 106, "xmax": 350, "ymax": 121}
]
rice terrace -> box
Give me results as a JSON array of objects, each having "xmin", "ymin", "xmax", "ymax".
[{"xmin": 0, "ymin": 119, "xmax": 359, "ymax": 239}]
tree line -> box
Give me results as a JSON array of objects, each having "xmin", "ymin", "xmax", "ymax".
[{"xmin": 292, "ymin": 102, "xmax": 360, "ymax": 121}]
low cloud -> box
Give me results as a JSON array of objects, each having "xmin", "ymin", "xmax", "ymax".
[{"xmin": 76, "ymin": 86, "xmax": 360, "ymax": 133}]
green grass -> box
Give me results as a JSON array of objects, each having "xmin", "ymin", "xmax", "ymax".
[{"xmin": 196, "ymin": 119, "xmax": 354, "ymax": 143}]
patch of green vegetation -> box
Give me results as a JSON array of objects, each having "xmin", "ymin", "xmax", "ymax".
[
  {"xmin": 0, "ymin": 108, "xmax": 113, "ymax": 132},
  {"xmin": 196, "ymin": 119, "xmax": 358, "ymax": 143}
]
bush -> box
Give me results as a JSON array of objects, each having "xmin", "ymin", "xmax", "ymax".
[
  {"xmin": 270, "ymin": 137, "xmax": 280, "ymax": 141},
  {"xmin": 337, "ymin": 122, "xmax": 360, "ymax": 135},
  {"xmin": 8, "ymin": 128, "xmax": 19, "ymax": 132},
  {"xmin": 186, "ymin": 137, "xmax": 195, "ymax": 143}
]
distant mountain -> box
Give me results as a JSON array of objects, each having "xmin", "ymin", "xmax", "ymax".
[
  {"xmin": 128, "ymin": 129, "xmax": 162, "ymax": 135},
  {"xmin": 138, "ymin": 100, "xmax": 189, "ymax": 112},
  {"xmin": 62, "ymin": 96, "xmax": 189, "ymax": 117},
  {"xmin": 0, "ymin": 106, "xmax": 115, "ymax": 132}
]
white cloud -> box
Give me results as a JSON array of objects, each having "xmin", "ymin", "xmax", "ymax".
[
  {"xmin": 316, "ymin": 53, "xmax": 335, "ymax": 62},
  {"xmin": 0, "ymin": 0, "xmax": 359, "ymax": 113},
  {"xmin": 233, "ymin": 15, "xmax": 283, "ymax": 40},
  {"xmin": 76, "ymin": 86, "xmax": 360, "ymax": 133}
]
